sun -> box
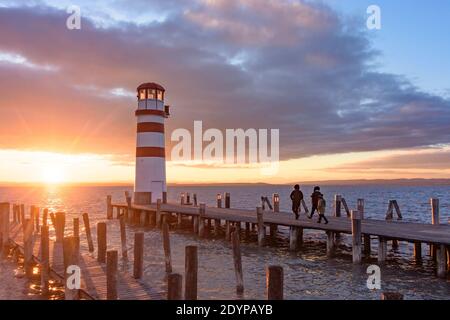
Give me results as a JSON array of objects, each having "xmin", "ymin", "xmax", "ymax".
[{"xmin": 40, "ymin": 166, "xmax": 66, "ymax": 184}]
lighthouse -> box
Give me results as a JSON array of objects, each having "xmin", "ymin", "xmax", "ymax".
[{"xmin": 134, "ymin": 82, "xmax": 169, "ymax": 205}]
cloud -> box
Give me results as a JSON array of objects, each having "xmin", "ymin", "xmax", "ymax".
[{"xmin": 0, "ymin": 0, "xmax": 449, "ymax": 163}]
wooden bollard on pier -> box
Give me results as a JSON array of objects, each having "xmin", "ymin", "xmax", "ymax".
[
  {"xmin": 224, "ymin": 192, "xmax": 231, "ymax": 208},
  {"xmin": 33, "ymin": 206, "xmax": 40, "ymax": 233},
  {"xmin": 97, "ymin": 222, "xmax": 107, "ymax": 263},
  {"xmin": 20, "ymin": 204, "xmax": 25, "ymax": 223},
  {"xmin": 42, "ymin": 208, "xmax": 48, "ymax": 227},
  {"xmin": 162, "ymin": 220, "xmax": 172, "ymax": 273},
  {"xmin": 133, "ymin": 232, "xmax": 144, "ymax": 279},
  {"xmin": 181, "ymin": 193, "xmax": 185, "ymax": 205},
  {"xmin": 106, "ymin": 195, "xmax": 113, "ymax": 219},
  {"xmin": 73, "ymin": 217, "xmax": 80, "ymax": 248},
  {"xmin": 82, "ymin": 213, "xmax": 94, "ymax": 252},
  {"xmin": 266, "ymin": 265, "xmax": 283, "ymax": 300},
  {"xmin": 185, "ymin": 245, "xmax": 198, "ymax": 300},
  {"xmin": 168, "ymin": 273, "xmax": 182, "ymax": 300},
  {"xmin": 49, "ymin": 212, "xmax": 56, "ymax": 229},
  {"xmin": 106, "ymin": 250, "xmax": 118, "ymax": 300},
  {"xmin": 351, "ymin": 210, "xmax": 362, "ymax": 264},
  {"xmin": 41, "ymin": 225, "xmax": 50, "ymax": 296},
  {"xmin": 257, "ymin": 207, "xmax": 265, "ymax": 247},
  {"xmin": 63, "ymin": 236, "xmax": 80, "ymax": 300},
  {"xmin": 430, "ymin": 198, "xmax": 439, "ymax": 258},
  {"xmin": 23, "ymin": 218, "xmax": 34, "ymax": 278},
  {"xmin": 193, "ymin": 193, "xmax": 198, "ymax": 206},
  {"xmin": 198, "ymin": 203, "xmax": 206, "ymax": 238},
  {"xmin": 231, "ymin": 230, "xmax": 244, "ymax": 294},
  {"xmin": 216, "ymin": 193, "xmax": 222, "ymax": 208},
  {"xmin": 55, "ymin": 212, "xmax": 65, "ymax": 243}
]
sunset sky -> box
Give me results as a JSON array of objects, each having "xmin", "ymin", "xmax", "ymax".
[{"xmin": 1, "ymin": 0, "xmax": 450, "ymax": 184}]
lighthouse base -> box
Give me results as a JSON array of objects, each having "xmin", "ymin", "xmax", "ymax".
[{"xmin": 134, "ymin": 192, "xmax": 152, "ymax": 205}]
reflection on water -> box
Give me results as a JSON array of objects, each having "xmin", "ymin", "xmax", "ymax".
[{"xmin": 0, "ymin": 184, "xmax": 449, "ymax": 299}]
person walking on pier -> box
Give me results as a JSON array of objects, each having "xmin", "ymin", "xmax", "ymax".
[
  {"xmin": 290, "ymin": 184, "xmax": 304, "ymax": 220},
  {"xmin": 308, "ymin": 186, "xmax": 328, "ymax": 223}
]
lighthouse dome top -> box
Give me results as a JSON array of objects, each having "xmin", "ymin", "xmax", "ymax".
[{"xmin": 137, "ymin": 82, "xmax": 165, "ymax": 92}]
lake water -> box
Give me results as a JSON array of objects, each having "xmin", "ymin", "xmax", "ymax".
[{"xmin": 0, "ymin": 184, "xmax": 449, "ymax": 300}]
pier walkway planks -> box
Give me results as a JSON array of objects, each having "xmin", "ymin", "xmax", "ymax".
[
  {"xmin": 116, "ymin": 202, "xmax": 450, "ymax": 246},
  {"xmin": 7, "ymin": 223, "xmax": 163, "ymax": 300}
]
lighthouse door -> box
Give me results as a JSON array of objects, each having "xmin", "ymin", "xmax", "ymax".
[{"xmin": 151, "ymin": 181, "xmax": 164, "ymax": 201}]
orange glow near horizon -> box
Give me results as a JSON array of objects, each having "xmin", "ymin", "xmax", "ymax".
[{"xmin": 2, "ymin": 147, "xmax": 450, "ymax": 185}]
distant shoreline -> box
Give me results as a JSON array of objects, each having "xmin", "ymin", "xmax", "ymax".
[{"xmin": 1, "ymin": 178, "xmax": 450, "ymax": 187}]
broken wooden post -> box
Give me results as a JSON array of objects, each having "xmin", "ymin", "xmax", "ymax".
[
  {"xmin": 381, "ymin": 292, "xmax": 404, "ymax": 300},
  {"xmin": 168, "ymin": 273, "xmax": 182, "ymax": 300},
  {"xmin": 55, "ymin": 212, "xmax": 65, "ymax": 243},
  {"xmin": 193, "ymin": 193, "xmax": 198, "ymax": 206},
  {"xmin": 97, "ymin": 222, "xmax": 107, "ymax": 263},
  {"xmin": 106, "ymin": 250, "xmax": 118, "ymax": 300},
  {"xmin": 341, "ymin": 198, "xmax": 350, "ymax": 217},
  {"xmin": 133, "ymin": 232, "xmax": 144, "ymax": 279},
  {"xmin": 334, "ymin": 195, "xmax": 341, "ymax": 217},
  {"xmin": 216, "ymin": 193, "xmax": 222, "ymax": 208},
  {"xmin": 436, "ymin": 244, "xmax": 447, "ymax": 278},
  {"xmin": 231, "ymin": 230, "xmax": 244, "ymax": 294},
  {"xmin": 41, "ymin": 225, "xmax": 50, "ymax": 296},
  {"xmin": 63, "ymin": 236, "xmax": 80, "ymax": 300},
  {"xmin": 224, "ymin": 192, "xmax": 231, "ymax": 208},
  {"xmin": 185, "ymin": 245, "xmax": 198, "ymax": 300},
  {"xmin": 351, "ymin": 210, "xmax": 362, "ymax": 264},
  {"xmin": 162, "ymin": 220, "xmax": 172, "ymax": 273},
  {"xmin": 186, "ymin": 193, "xmax": 191, "ymax": 205},
  {"xmin": 198, "ymin": 203, "xmax": 206, "ymax": 238},
  {"xmin": 106, "ymin": 195, "xmax": 113, "ymax": 219},
  {"xmin": 82, "ymin": 213, "xmax": 94, "ymax": 252},
  {"xmin": 378, "ymin": 236, "xmax": 387, "ymax": 263},
  {"xmin": 266, "ymin": 265, "xmax": 283, "ymax": 300},
  {"xmin": 119, "ymin": 215, "xmax": 128, "ymax": 260},
  {"xmin": 257, "ymin": 207, "xmax": 265, "ymax": 247}
]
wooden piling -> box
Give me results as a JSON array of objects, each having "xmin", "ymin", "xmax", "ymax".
[
  {"xmin": 42, "ymin": 208, "xmax": 48, "ymax": 227},
  {"xmin": 231, "ymin": 230, "xmax": 244, "ymax": 294},
  {"xmin": 106, "ymin": 250, "xmax": 118, "ymax": 300},
  {"xmin": 436, "ymin": 244, "xmax": 447, "ymax": 278},
  {"xmin": 119, "ymin": 215, "xmax": 128, "ymax": 260},
  {"xmin": 198, "ymin": 203, "xmax": 206, "ymax": 238},
  {"xmin": 334, "ymin": 195, "xmax": 341, "ymax": 217},
  {"xmin": 351, "ymin": 210, "xmax": 362, "ymax": 264},
  {"xmin": 23, "ymin": 218, "xmax": 34, "ymax": 278},
  {"xmin": 82, "ymin": 213, "xmax": 94, "ymax": 252},
  {"xmin": 163, "ymin": 191, "xmax": 167, "ymax": 204},
  {"xmin": 364, "ymin": 235, "xmax": 371, "ymax": 256},
  {"xmin": 185, "ymin": 245, "xmax": 198, "ymax": 300},
  {"xmin": 430, "ymin": 198, "xmax": 439, "ymax": 258},
  {"xmin": 225, "ymin": 221, "xmax": 231, "ymax": 241},
  {"xmin": 341, "ymin": 198, "xmax": 350, "ymax": 217},
  {"xmin": 215, "ymin": 219, "xmax": 221, "ymax": 234},
  {"xmin": 378, "ymin": 236, "xmax": 387, "ymax": 263},
  {"xmin": 41, "ymin": 225, "xmax": 50, "ymax": 296},
  {"xmin": 133, "ymin": 232, "xmax": 144, "ymax": 279},
  {"xmin": 413, "ymin": 242, "xmax": 422, "ymax": 262},
  {"xmin": 63, "ymin": 236, "xmax": 80, "ymax": 300},
  {"xmin": 266, "ymin": 265, "xmax": 283, "ymax": 300},
  {"xmin": 193, "ymin": 216, "xmax": 199, "ymax": 234},
  {"xmin": 20, "ymin": 204, "xmax": 25, "ymax": 223},
  {"xmin": 106, "ymin": 195, "xmax": 113, "ymax": 219},
  {"xmin": 257, "ymin": 207, "xmax": 265, "ymax": 247},
  {"xmin": 34, "ymin": 206, "xmax": 40, "ymax": 233},
  {"xmin": 49, "ymin": 212, "xmax": 56, "ymax": 229},
  {"xmin": 55, "ymin": 212, "xmax": 65, "ymax": 243},
  {"xmin": 326, "ymin": 231, "xmax": 335, "ymax": 257},
  {"xmin": 97, "ymin": 222, "xmax": 107, "ymax": 263},
  {"xmin": 162, "ymin": 220, "xmax": 172, "ymax": 273},
  {"xmin": 193, "ymin": 193, "xmax": 198, "ymax": 206},
  {"xmin": 168, "ymin": 273, "xmax": 182, "ymax": 300},
  {"xmin": 139, "ymin": 210, "xmax": 146, "ymax": 227},
  {"xmin": 0, "ymin": 203, "xmax": 10, "ymax": 253},
  {"xmin": 177, "ymin": 213, "xmax": 183, "ymax": 228},
  {"xmin": 156, "ymin": 199, "xmax": 162, "ymax": 228},
  {"xmin": 289, "ymin": 227, "xmax": 299, "ymax": 251}
]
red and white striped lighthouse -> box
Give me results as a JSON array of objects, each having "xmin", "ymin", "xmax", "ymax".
[{"xmin": 134, "ymin": 82, "xmax": 169, "ymax": 205}]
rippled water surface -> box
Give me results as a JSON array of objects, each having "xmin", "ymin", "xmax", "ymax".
[{"xmin": 1, "ymin": 184, "xmax": 449, "ymax": 299}]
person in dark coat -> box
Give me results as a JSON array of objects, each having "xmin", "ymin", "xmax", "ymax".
[
  {"xmin": 308, "ymin": 186, "xmax": 323, "ymax": 219},
  {"xmin": 290, "ymin": 184, "xmax": 303, "ymax": 220}
]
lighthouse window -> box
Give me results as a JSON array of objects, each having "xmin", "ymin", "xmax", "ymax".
[
  {"xmin": 139, "ymin": 89, "xmax": 146, "ymax": 100},
  {"xmin": 147, "ymin": 89, "xmax": 156, "ymax": 100},
  {"xmin": 157, "ymin": 90, "xmax": 163, "ymax": 101}
]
